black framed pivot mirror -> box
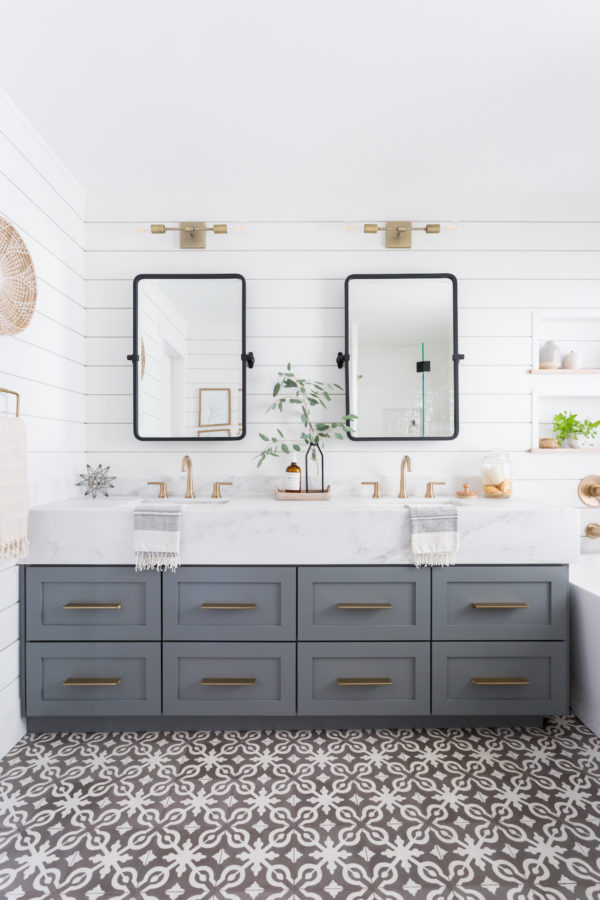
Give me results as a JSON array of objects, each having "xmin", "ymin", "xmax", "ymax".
[
  {"xmin": 131, "ymin": 274, "xmax": 251, "ymax": 440},
  {"xmin": 342, "ymin": 274, "xmax": 461, "ymax": 440}
]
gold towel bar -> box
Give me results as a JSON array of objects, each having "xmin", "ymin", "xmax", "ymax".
[
  {"xmin": 337, "ymin": 677, "xmax": 393, "ymax": 686},
  {"xmin": 201, "ymin": 677, "xmax": 256, "ymax": 686},
  {"xmin": 472, "ymin": 677, "xmax": 530, "ymax": 686},
  {"xmin": 471, "ymin": 602, "xmax": 530, "ymax": 609},
  {"xmin": 201, "ymin": 603, "xmax": 257, "ymax": 610},
  {"xmin": 63, "ymin": 677, "xmax": 122, "ymax": 687},
  {"xmin": 337, "ymin": 603, "xmax": 393, "ymax": 610},
  {"xmin": 63, "ymin": 602, "xmax": 122, "ymax": 610},
  {"xmin": 0, "ymin": 388, "xmax": 20, "ymax": 417}
]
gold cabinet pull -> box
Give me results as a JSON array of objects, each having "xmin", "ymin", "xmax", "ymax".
[
  {"xmin": 337, "ymin": 603, "xmax": 393, "ymax": 610},
  {"xmin": 201, "ymin": 677, "xmax": 256, "ymax": 686},
  {"xmin": 63, "ymin": 677, "xmax": 122, "ymax": 687},
  {"xmin": 471, "ymin": 677, "xmax": 530, "ymax": 686},
  {"xmin": 201, "ymin": 603, "xmax": 257, "ymax": 610},
  {"xmin": 337, "ymin": 677, "xmax": 393, "ymax": 686},
  {"xmin": 63, "ymin": 602, "xmax": 122, "ymax": 610},
  {"xmin": 471, "ymin": 602, "xmax": 530, "ymax": 609}
]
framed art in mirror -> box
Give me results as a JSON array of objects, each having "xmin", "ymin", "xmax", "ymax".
[
  {"xmin": 343, "ymin": 274, "xmax": 462, "ymax": 441},
  {"xmin": 131, "ymin": 274, "xmax": 248, "ymax": 440}
]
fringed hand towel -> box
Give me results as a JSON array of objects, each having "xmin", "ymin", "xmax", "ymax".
[
  {"xmin": 134, "ymin": 504, "xmax": 181, "ymax": 571},
  {"xmin": 408, "ymin": 504, "xmax": 458, "ymax": 567},
  {"xmin": 0, "ymin": 415, "xmax": 29, "ymax": 565}
]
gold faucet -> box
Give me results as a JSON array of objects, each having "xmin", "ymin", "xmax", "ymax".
[
  {"xmin": 181, "ymin": 455, "xmax": 195, "ymax": 499},
  {"xmin": 398, "ymin": 455, "xmax": 412, "ymax": 498}
]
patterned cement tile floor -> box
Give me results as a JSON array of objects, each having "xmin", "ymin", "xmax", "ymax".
[{"xmin": 0, "ymin": 715, "xmax": 599, "ymax": 900}]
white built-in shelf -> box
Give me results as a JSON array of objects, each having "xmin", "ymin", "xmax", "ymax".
[
  {"xmin": 530, "ymin": 368, "xmax": 600, "ymax": 375},
  {"xmin": 530, "ymin": 447, "xmax": 600, "ymax": 453}
]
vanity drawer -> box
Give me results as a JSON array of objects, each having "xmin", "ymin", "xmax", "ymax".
[
  {"xmin": 432, "ymin": 641, "xmax": 568, "ymax": 716},
  {"xmin": 26, "ymin": 566, "xmax": 160, "ymax": 641},
  {"xmin": 432, "ymin": 566, "xmax": 568, "ymax": 640},
  {"xmin": 26, "ymin": 642, "xmax": 161, "ymax": 716},
  {"xmin": 163, "ymin": 567, "xmax": 296, "ymax": 640},
  {"xmin": 298, "ymin": 566, "xmax": 430, "ymax": 640},
  {"xmin": 297, "ymin": 641, "xmax": 430, "ymax": 715},
  {"xmin": 163, "ymin": 641, "xmax": 296, "ymax": 715}
]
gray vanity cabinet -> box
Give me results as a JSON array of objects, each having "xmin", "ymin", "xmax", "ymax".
[
  {"xmin": 26, "ymin": 566, "xmax": 160, "ymax": 641},
  {"xmin": 298, "ymin": 567, "xmax": 430, "ymax": 640},
  {"xmin": 23, "ymin": 563, "xmax": 569, "ymax": 726},
  {"xmin": 432, "ymin": 641, "xmax": 568, "ymax": 716},
  {"xmin": 432, "ymin": 566, "xmax": 568, "ymax": 641},
  {"xmin": 26, "ymin": 641, "xmax": 161, "ymax": 716},
  {"xmin": 297, "ymin": 642, "xmax": 430, "ymax": 715},
  {"xmin": 163, "ymin": 566, "xmax": 296, "ymax": 641},
  {"xmin": 163, "ymin": 642, "xmax": 296, "ymax": 715}
]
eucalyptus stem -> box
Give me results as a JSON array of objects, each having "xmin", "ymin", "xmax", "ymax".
[{"xmin": 255, "ymin": 363, "xmax": 357, "ymax": 468}]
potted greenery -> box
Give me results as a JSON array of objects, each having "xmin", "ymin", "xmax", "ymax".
[
  {"xmin": 256, "ymin": 364, "xmax": 357, "ymax": 491},
  {"xmin": 552, "ymin": 411, "xmax": 600, "ymax": 449}
]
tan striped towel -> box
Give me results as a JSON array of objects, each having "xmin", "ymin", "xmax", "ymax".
[
  {"xmin": 407, "ymin": 504, "xmax": 458, "ymax": 567},
  {"xmin": 134, "ymin": 504, "xmax": 181, "ymax": 571}
]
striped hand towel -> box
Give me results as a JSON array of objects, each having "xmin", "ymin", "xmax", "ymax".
[
  {"xmin": 134, "ymin": 504, "xmax": 181, "ymax": 572},
  {"xmin": 408, "ymin": 504, "xmax": 458, "ymax": 567}
]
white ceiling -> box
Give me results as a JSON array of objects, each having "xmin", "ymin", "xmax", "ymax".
[{"xmin": 1, "ymin": 0, "xmax": 599, "ymax": 198}]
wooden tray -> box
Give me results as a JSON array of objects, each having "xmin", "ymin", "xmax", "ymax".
[{"xmin": 275, "ymin": 486, "xmax": 332, "ymax": 501}]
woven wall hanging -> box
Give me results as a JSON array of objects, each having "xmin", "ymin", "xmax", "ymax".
[{"xmin": 0, "ymin": 216, "xmax": 38, "ymax": 335}]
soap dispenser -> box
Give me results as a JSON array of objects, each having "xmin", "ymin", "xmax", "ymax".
[{"xmin": 285, "ymin": 454, "xmax": 302, "ymax": 493}]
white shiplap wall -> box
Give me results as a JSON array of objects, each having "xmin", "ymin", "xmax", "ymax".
[
  {"xmin": 85, "ymin": 217, "xmax": 600, "ymax": 537},
  {"xmin": 0, "ymin": 90, "xmax": 86, "ymax": 756}
]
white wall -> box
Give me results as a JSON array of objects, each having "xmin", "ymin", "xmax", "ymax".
[
  {"xmin": 0, "ymin": 91, "xmax": 86, "ymax": 756},
  {"xmin": 85, "ymin": 214, "xmax": 600, "ymax": 535}
]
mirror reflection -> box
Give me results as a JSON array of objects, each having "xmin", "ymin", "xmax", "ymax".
[
  {"xmin": 134, "ymin": 275, "xmax": 245, "ymax": 440},
  {"xmin": 346, "ymin": 275, "xmax": 458, "ymax": 440}
]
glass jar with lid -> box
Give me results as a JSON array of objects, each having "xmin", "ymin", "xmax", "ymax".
[{"xmin": 481, "ymin": 450, "xmax": 512, "ymax": 499}]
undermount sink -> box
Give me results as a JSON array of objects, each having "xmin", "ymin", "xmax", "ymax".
[
  {"xmin": 367, "ymin": 497, "xmax": 459, "ymax": 505},
  {"xmin": 141, "ymin": 497, "xmax": 229, "ymax": 507}
]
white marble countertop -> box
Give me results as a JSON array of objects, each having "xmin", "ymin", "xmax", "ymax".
[{"xmin": 25, "ymin": 495, "xmax": 581, "ymax": 566}]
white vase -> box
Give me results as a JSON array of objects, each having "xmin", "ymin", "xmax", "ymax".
[
  {"xmin": 562, "ymin": 350, "xmax": 580, "ymax": 370},
  {"xmin": 567, "ymin": 436, "xmax": 582, "ymax": 449},
  {"xmin": 539, "ymin": 341, "xmax": 560, "ymax": 369}
]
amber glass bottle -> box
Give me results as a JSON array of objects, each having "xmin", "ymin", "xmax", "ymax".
[{"xmin": 285, "ymin": 455, "xmax": 302, "ymax": 492}]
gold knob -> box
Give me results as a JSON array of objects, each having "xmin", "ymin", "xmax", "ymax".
[
  {"xmin": 147, "ymin": 481, "xmax": 168, "ymax": 498},
  {"xmin": 578, "ymin": 475, "xmax": 600, "ymax": 507},
  {"xmin": 585, "ymin": 523, "xmax": 600, "ymax": 538},
  {"xmin": 361, "ymin": 481, "xmax": 382, "ymax": 499},
  {"xmin": 212, "ymin": 481, "xmax": 232, "ymax": 499}
]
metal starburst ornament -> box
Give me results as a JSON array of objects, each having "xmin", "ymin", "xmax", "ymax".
[{"xmin": 76, "ymin": 464, "xmax": 116, "ymax": 498}]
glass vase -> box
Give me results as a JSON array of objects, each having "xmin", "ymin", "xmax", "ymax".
[{"xmin": 305, "ymin": 442, "xmax": 325, "ymax": 492}]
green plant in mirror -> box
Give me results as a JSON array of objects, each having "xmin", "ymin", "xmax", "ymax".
[
  {"xmin": 255, "ymin": 364, "xmax": 357, "ymax": 467},
  {"xmin": 552, "ymin": 410, "xmax": 600, "ymax": 444}
]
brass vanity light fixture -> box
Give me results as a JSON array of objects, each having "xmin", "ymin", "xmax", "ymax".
[
  {"xmin": 150, "ymin": 222, "xmax": 228, "ymax": 249},
  {"xmin": 363, "ymin": 221, "xmax": 441, "ymax": 249}
]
